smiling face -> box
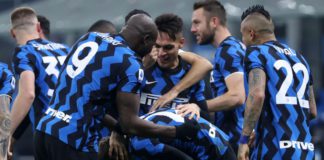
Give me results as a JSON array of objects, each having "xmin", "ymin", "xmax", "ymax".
[
  {"xmin": 191, "ymin": 8, "xmax": 215, "ymax": 45},
  {"xmin": 155, "ymin": 31, "xmax": 184, "ymax": 69}
]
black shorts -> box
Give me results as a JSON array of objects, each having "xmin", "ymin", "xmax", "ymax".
[{"xmin": 34, "ymin": 131, "xmax": 97, "ymax": 160}]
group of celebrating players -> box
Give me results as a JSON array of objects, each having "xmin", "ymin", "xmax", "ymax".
[{"xmin": 0, "ymin": 0, "xmax": 317, "ymax": 160}]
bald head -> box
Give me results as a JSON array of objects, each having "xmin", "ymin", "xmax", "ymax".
[
  {"xmin": 125, "ymin": 14, "xmax": 157, "ymax": 38},
  {"xmin": 121, "ymin": 14, "xmax": 158, "ymax": 57}
]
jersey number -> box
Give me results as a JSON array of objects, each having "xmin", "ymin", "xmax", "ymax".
[
  {"xmin": 43, "ymin": 55, "xmax": 66, "ymax": 96},
  {"xmin": 274, "ymin": 60, "xmax": 309, "ymax": 108},
  {"xmin": 67, "ymin": 42, "xmax": 98, "ymax": 78}
]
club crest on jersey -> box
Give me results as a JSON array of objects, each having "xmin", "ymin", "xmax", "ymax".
[{"xmin": 140, "ymin": 93, "xmax": 189, "ymax": 108}]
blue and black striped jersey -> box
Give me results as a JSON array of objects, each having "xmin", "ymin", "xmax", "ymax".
[
  {"xmin": 139, "ymin": 57, "xmax": 206, "ymax": 115},
  {"xmin": 245, "ymin": 41, "xmax": 314, "ymax": 160},
  {"xmin": 36, "ymin": 32, "xmax": 144, "ymax": 152},
  {"xmin": 0, "ymin": 62, "xmax": 15, "ymax": 96},
  {"xmin": 12, "ymin": 38, "xmax": 69, "ymax": 128},
  {"xmin": 210, "ymin": 36, "xmax": 246, "ymax": 152},
  {"xmin": 130, "ymin": 108, "xmax": 231, "ymax": 160}
]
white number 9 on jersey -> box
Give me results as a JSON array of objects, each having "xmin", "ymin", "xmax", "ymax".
[{"xmin": 67, "ymin": 42, "xmax": 98, "ymax": 78}]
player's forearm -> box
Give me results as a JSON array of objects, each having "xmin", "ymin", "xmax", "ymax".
[
  {"xmin": 10, "ymin": 93, "xmax": 34, "ymax": 135},
  {"xmin": 0, "ymin": 95, "xmax": 11, "ymax": 159},
  {"xmin": 120, "ymin": 115, "xmax": 176, "ymax": 138},
  {"xmin": 242, "ymin": 69, "xmax": 266, "ymax": 136},
  {"xmin": 102, "ymin": 114, "xmax": 118, "ymax": 130},
  {"xmin": 207, "ymin": 91, "xmax": 245, "ymax": 112},
  {"xmin": 172, "ymin": 54, "xmax": 212, "ymax": 94},
  {"xmin": 242, "ymin": 92, "xmax": 264, "ymax": 136},
  {"xmin": 308, "ymin": 86, "xmax": 317, "ymax": 120}
]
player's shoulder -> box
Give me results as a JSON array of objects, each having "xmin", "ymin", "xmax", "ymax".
[
  {"xmin": 221, "ymin": 36, "xmax": 245, "ymax": 50},
  {"xmin": 218, "ymin": 36, "xmax": 245, "ymax": 56}
]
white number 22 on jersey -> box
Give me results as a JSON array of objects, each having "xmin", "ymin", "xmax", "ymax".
[{"xmin": 274, "ymin": 60, "xmax": 309, "ymax": 108}]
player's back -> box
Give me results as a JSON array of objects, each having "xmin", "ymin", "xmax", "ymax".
[
  {"xmin": 131, "ymin": 108, "xmax": 233, "ymax": 160},
  {"xmin": 36, "ymin": 32, "xmax": 143, "ymax": 152},
  {"xmin": 12, "ymin": 38, "xmax": 69, "ymax": 127},
  {"xmin": 245, "ymin": 40, "xmax": 314, "ymax": 159},
  {"xmin": 0, "ymin": 62, "xmax": 15, "ymax": 95}
]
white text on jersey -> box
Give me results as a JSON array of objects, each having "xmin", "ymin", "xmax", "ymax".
[
  {"xmin": 279, "ymin": 140, "xmax": 314, "ymax": 151},
  {"xmin": 45, "ymin": 108, "xmax": 72, "ymax": 123}
]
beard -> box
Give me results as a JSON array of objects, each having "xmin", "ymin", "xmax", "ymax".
[{"xmin": 198, "ymin": 27, "xmax": 215, "ymax": 45}]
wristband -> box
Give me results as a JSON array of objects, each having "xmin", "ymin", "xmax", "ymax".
[{"xmin": 239, "ymin": 135, "xmax": 250, "ymax": 144}]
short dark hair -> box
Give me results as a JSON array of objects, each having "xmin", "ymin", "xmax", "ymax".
[
  {"xmin": 154, "ymin": 13, "xmax": 183, "ymax": 41},
  {"xmin": 124, "ymin": 9, "xmax": 151, "ymax": 24},
  {"xmin": 37, "ymin": 15, "xmax": 50, "ymax": 37},
  {"xmin": 88, "ymin": 19, "xmax": 116, "ymax": 33},
  {"xmin": 193, "ymin": 0, "xmax": 226, "ymax": 26},
  {"xmin": 241, "ymin": 5, "xmax": 271, "ymax": 21}
]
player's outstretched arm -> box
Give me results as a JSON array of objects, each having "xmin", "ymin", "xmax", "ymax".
[
  {"xmin": 238, "ymin": 68, "xmax": 266, "ymax": 160},
  {"xmin": 207, "ymin": 72, "xmax": 246, "ymax": 112},
  {"xmin": 117, "ymin": 91, "xmax": 176, "ymax": 138},
  {"xmin": 10, "ymin": 71, "xmax": 35, "ymax": 136},
  {"xmin": 150, "ymin": 51, "xmax": 212, "ymax": 111},
  {"xmin": 0, "ymin": 95, "xmax": 11, "ymax": 159},
  {"xmin": 117, "ymin": 91, "xmax": 199, "ymax": 139},
  {"xmin": 309, "ymin": 85, "xmax": 317, "ymax": 120}
]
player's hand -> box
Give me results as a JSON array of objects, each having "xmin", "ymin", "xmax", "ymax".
[
  {"xmin": 176, "ymin": 103, "xmax": 201, "ymax": 120},
  {"xmin": 175, "ymin": 118, "xmax": 200, "ymax": 141},
  {"xmin": 143, "ymin": 46, "xmax": 158, "ymax": 68},
  {"xmin": 109, "ymin": 131, "xmax": 128, "ymax": 160},
  {"xmin": 149, "ymin": 89, "xmax": 179, "ymax": 112},
  {"xmin": 237, "ymin": 143, "xmax": 249, "ymax": 160},
  {"xmin": 248, "ymin": 130, "xmax": 256, "ymax": 148}
]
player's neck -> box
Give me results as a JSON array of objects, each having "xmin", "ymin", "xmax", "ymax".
[
  {"xmin": 213, "ymin": 26, "xmax": 231, "ymax": 47},
  {"xmin": 15, "ymin": 33, "xmax": 40, "ymax": 45},
  {"xmin": 259, "ymin": 35, "xmax": 277, "ymax": 44}
]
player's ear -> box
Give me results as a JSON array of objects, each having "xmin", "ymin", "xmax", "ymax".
[
  {"xmin": 210, "ymin": 16, "xmax": 220, "ymax": 28},
  {"xmin": 36, "ymin": 22, "xmax": 41, "ymax": 34},
  {"xmin": 10, "ymin": 29, "xmax": 16, "ymax": 39},
  {"xmin": 250, "ymin": 29, "xmax": 256, "ymax": 41},
  {"xmin": 179, "ymin": 37, "xmax": 185, "ymax": 48}
]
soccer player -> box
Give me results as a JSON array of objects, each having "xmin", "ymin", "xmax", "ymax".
[
  {"xmin": 11, "ymin": 14, "xmax": 52, "ymax": 143},
  {"xmin": 9, "ymin": 6, "xmax": 69, "ymax": 154},
  {"xmin": 34, "ymin": 14, "xmax": 199, "ymax": 160},
  {"xmin": 37, "ymin": 15, "xmax": 50, "ymax": 39},
  {"xmin": 0, "ymin": 62, "xmax": 15, "ymax": 159},
  {"xmin": 100, "ymin": 108, "xmax": 236, "ymax": 160},
  {"xmin": 191, "ymin": 0, "xmax": 247, "ymax": 153},
  {"xmin": 237, "ymin": 5, "xmax": 317, "ymax": 160},
  {"xmin": 88, "ymin": 19, "xmax": 117, "ymax": 34},
  {"xmin": 140, "ymin": 13, "xmax": 209, "ymax": 121},
  {"xmin": 124, "ymin": 9, "xmax": 213, "ymax": 110}
]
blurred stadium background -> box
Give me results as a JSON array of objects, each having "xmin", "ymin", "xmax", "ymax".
[{"xmin": 0, "ymin": 0, "xmax": 323, "ymax": 159}]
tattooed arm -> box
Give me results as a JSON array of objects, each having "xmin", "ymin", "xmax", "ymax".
[
  {"xmin": 0, "ymin": 95, "xmax": 11, "ymax": 159},
  {"xmin": 242, "ymin": 68, "xmax": 266, "ymax": 136},
  {"xmin": 308, "ymin": 85, "xmax": 317, "ymax": 120},
  {"xmin": 238, "ymin": 68, "xmax": 266, "ymax": 160}
]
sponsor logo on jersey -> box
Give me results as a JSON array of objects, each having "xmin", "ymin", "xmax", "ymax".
[
  {"xmin": 140, "ymin": 93, "xmax": 189, "ymax": 108},
  {"xmin": 279, "ymin": 140, "xmax": 314, "ymax": 151},
  {"xmin": 45, "ymin": 107, "xmax": 72, "ymax": 123}
]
